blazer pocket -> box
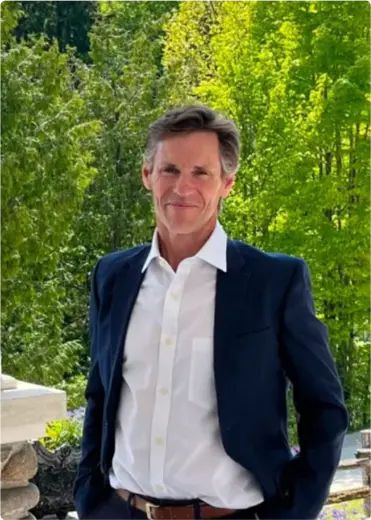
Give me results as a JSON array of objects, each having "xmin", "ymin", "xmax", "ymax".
[{"xmin": 188, "ymin": 338, "xmax": 214, "ymax": 410}]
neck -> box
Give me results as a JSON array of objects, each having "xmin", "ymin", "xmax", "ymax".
[{"xmin": 157, "ymin": 219, "xmax": 217, "ymax": 271}]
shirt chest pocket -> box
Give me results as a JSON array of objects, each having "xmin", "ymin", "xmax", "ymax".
[{"xmin": 188, "ymin": 338, "xmax": 215, "ymax": 410}]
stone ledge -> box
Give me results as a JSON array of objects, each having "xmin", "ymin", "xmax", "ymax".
[
  {"xmin": 1, "ymin": 374, "xmax": 18, "ymax": 390},
  {"xmin": 1, "ymin": 380, "xmax": 66, "ymax": 444},
  {"xmin": 1, "ymin": 380, "xmax": 66, "ymax": 401}
]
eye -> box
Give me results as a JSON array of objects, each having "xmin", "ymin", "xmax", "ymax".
[
  {"xmin": 195, "ymin": 170, "xmax": 208, "ymax": 176},
  {"xmin": 163, "ymin": 167, "xmax": 178, "ymax": 175}
]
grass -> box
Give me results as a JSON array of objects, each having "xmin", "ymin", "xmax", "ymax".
[{"xmin": 320, "ymin": 499, "xmax": 369, "ymax": 519}]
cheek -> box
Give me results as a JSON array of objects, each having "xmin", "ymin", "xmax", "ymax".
[
  {"xmin": 153, "ymin": 179, "xmax": 172, "ymax": 201},
  {"xmin": 203, "ymin": 185, "xmax": 222, "ymax": 204}
]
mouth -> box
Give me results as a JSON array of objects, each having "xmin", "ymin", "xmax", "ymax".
[{"xmin": 167, "ymin": 203, "xmax": 197, "ymax": 208}]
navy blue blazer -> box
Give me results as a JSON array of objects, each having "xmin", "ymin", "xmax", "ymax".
[{"xmin": 73, "ymin": 239, "xmax": 348, "ymax": 519}]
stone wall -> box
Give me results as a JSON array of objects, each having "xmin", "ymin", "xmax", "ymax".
[
  {"xmin": 1, "ymin": 442, "xmax": 39, "ymax": 520},
  {"xmin": 1, "ymin": 374, "xmax": 66, "ymax": 520}
]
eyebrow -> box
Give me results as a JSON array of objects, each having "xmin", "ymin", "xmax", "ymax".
[
  {"xmin": 159, "ymin": 162, "xmax": 179, "ymax": 170},
  {"xmin": 159, "ymin": 163, "xmax": 212, "ymax": 173}
]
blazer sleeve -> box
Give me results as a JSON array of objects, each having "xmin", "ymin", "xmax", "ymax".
[
  {"xmin": 73, "ymin": 259, "xmax": 110, "ymax": 519},
  {"xmin": 276, "ymin": 259, "xmax": 349, "ymax": 519}
]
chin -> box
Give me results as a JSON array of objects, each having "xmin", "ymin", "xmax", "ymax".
[{"xmin": 165, "ymin": 218, "xmax": 200, "ymax": 234}]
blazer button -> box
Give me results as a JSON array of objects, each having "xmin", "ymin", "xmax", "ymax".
[
  {"xmin": 279, "ymin": 486, "xmax": 292, "ymax": 506},
  {"xmin": 278, "ymin": 486, "xmax": 290, "ymax": 498}
]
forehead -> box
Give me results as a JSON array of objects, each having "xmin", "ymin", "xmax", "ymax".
[{"xmin": 154, "ymin": 131, "xmax": 220, "ymax": 167}]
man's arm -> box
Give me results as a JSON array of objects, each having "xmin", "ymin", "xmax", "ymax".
[
  {"xmin": 73, "ymin": 259, "xmax": 110, "ymax": 519},
  {"xmin": 276, "ymin": 259, "xmax": 349, "ymax": 519}
]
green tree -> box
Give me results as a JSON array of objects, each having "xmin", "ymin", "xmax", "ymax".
[
  {"xmin": 12, "ymin": 1, "xmax": 98, "ymax": 61},
  {"xmin": 1, "ymin": 2, "xmax": 101, "ymax": 385}
]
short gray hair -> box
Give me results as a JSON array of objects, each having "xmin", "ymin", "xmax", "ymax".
[{"xmin": 144, "ymin": 105, "xmax": 240, "ymax": 177}]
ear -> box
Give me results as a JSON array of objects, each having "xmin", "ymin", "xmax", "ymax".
[
  {"xmin": 221, "ymin": 174, "xmax": 235, "ymax": 198},
  {"xmin": 142, "ymin": 162, "xmax": 152, "ymax": 191}
]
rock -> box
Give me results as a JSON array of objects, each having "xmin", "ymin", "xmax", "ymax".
[
  {"xmin": 1, "ymin": 441, "xmax": 38, "ymax": 488},
  {"xmin": 1, "ymin": 443, "xmax": 20, "ymax": 471},
  {"xmin": 1, "ymin": 483, "xmax": 40, "ymax": 520}
]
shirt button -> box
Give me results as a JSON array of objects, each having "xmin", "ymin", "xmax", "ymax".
[
  {"xmin": 155, "ymin": 485, "xmax": 165, "ymax": 492},
  {"xmin": 159, "ymin": 388, "xmax": 169, "ymax": 395},
  {"xmin": 164, "ymin": 337, "xmax": 173, "ymax": 346},
  {"xmin": 170, "ymin": 291, "xmax": 178, "ymax": 299},
  {"xmin": 155, "ymin": 437, "xmax": 164, "ymax": 445}
]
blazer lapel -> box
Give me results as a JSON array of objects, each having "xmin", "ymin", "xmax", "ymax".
[
  {"xmin": 107, "ymin": 247, "xmax": 150, "ymax": 413},
  {"xmin": 214, "ymin": 239, "xmax": 252, "ymax": 341},
  {"xmin": 213, "ymin": 240, "xmax": 253, "ymax": 429}
]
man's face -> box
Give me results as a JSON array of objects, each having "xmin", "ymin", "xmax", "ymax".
[{"xmin": 142, "ymin": 131, "xmax": 235, "ymax": 235}]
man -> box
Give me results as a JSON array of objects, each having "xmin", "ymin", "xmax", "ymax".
[{"xmin": 73, "ymin": 105, "xmax": 348, "ymax": 520}]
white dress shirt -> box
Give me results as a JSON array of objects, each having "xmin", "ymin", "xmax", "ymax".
[{"xmin": 109, "ymin": 221, "xmax": 264, "ymax": 508}]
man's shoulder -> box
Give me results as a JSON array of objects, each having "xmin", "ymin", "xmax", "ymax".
[
  {"xmin": 101, "ymin": 243, "xmax": 150, "ymax": 264},
  {"xmin": 231, "ymin": 239, "xmax": 302, "ymax": 265},
  {"xmin": 95, "ymin": 243, "xmax": 150, "ymax": 278},
  {"xmin": 230, "ymin": 239, "xmax": 305, "ymax": 277}
]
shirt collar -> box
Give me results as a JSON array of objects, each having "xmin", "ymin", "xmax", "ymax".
[
  {"xmin": 141, "ymin": 221, "xmax": 227, "ymax": 273},
  {"xmin": 141, "ymin": 229, "xmax": 162, "ymax": 273}
]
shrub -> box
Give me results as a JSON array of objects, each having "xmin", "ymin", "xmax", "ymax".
[
  {"xmin": 39, "ymin": 407, "xmax": 85, "ymax": 451},
  {"xmin": 57, "ymin": 374, "xmax": 87, "ymax": 410}
]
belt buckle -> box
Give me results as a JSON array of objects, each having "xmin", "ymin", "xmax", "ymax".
[{"xmin": 145, "ymin": 501, "xmax": 159, "ymax": 520}]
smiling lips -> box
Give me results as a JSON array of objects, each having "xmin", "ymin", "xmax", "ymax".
[{"xmin": 167, "ymin": 202, "xmax": 197, "ymax": 208}]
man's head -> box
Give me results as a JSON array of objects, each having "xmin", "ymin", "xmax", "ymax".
[{"xmin": 142, "ymin": 105, "xmax": 240, "ymax": 235}]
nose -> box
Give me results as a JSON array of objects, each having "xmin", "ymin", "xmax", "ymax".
[{"xmin": 173, "ymin": 174, "xmax": 193, "ymax": 196}]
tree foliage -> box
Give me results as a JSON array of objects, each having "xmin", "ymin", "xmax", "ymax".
[
  {"xmin": 1, "ymin": 3, "xmax": 101, "ymax": 384},
  {"xmin": 12, "ymin": 1, "xmax": 98, "ymax": 61}
]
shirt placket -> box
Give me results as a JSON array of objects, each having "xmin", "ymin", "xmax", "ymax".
[{"xmin": 149, "ymin": 258, "xmax": 191, "ymax": 495}]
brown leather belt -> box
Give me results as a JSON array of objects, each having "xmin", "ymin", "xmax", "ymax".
[{"xmin": 115, "ymin": 488, "xmax": 245, "ymax": 519}]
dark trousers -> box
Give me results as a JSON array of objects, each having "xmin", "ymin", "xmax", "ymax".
[{"xmin": 84, "ymin": 489, "xmax": 263, "ymax": 520}]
